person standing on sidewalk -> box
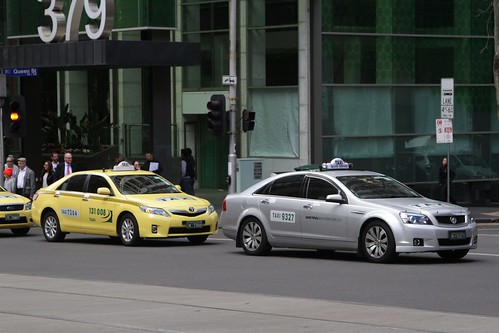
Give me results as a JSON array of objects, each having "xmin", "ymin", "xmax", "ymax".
[
  {"xmin": 180, "ymin": 148, "xmax": 197, "ymax": 195},
  {"xmin": 16, "ymin": 157, "xmax": 36, "ymax": 200},
  {"xmin": 439, "ymin": 157, "xmax": 456, "ymax": 203}
]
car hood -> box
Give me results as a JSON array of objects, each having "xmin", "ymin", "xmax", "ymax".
[
  {"xmin": 0, "ymin": 192, "xmax": 30, "ymax": 205},
  {"xmin": 367, "ymin": 197, "xmax": 468, "ymax": 215},
  {"xmin": 124, "ymin": 193, "xmax": 211, "ymax": 208}
]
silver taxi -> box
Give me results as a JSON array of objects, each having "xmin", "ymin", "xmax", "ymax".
[{"xmin": 220, "ymin": 159, "xmax": 478, "ymax": 263}]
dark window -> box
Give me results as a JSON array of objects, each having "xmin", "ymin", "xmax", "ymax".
[
  {"xmin": 59, "ymin": 175, "xmax": 87, "ymax": 192},
  {"xmin": 415, "ymin": 0, "xmax": 453, "ymax": 28},
  {"xmin": 87, "ymin": 175, "xmax": 111, "ymax": 194},
  {"xmin": 267, "ymin": 175, "xmax": 305, "ymax": 197},
  {"xmin": 331, "ymin": 0, "xmax": 376, "ymax": 27},
  {"xmin": 415, "ymin": 47, "xmax": 453, "ymax": 83},
  {"xmin": 265, "ymin": 0, "xmax": 297, "ymax": 26},
  {"xmin": 306, "ymin": 177, "xmax": 338, "ymax": 200}
]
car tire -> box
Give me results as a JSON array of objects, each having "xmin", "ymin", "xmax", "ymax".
[
  {"xmin": 437, "ymin": 249, "xmax": 469, "ymax": 261},
  {"xmin": 239, "ymin": 218, "xmax": 272, "ymax": 256},
  {"xmin": 187, "ymin": 235, "xmax": 208, "ymax": 245},
  {"xmin": 361, "ymin": 220, "xmax": 396, "ymax": 263},
  {"xmin": 11, "ymin": 228, "xmax": 30, "ymax": 236},
  {"xmin": 42, "ymin": 211, "xmax": 66, "ymax": 242},
  {"xmin": 119, "ymin": 213, "xmax": 141, "ymax": 246}
]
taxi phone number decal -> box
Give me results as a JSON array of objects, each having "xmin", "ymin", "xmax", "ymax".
[
  {"xmin": 89, "ymin": 207, "xmax": 113, "ymax": 223},
  {"xmin": 270, "ymin": 210, "xmax": 296, "ymax": 223}
]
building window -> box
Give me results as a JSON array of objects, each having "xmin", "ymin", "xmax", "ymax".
[{"xmin": 182, "ymin": 1, "xmax": 229, "ymax": 89}]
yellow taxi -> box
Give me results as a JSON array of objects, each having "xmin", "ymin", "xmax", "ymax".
[
  {"xmin": 31, "ymin": 162, "xmax": 218, "ymax": 246},
  {"xmin": 0, "ymin": 186, "xmax": 33, "ymax": 236}
]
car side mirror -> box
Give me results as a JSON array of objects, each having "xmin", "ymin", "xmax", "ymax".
[
  {"xmin": 97, "ymin": 187, "xmax": 111, "ymax": 195},
  {"xmin": 326, "ymin": 194, "xmax": 345, "ymax": 204}
]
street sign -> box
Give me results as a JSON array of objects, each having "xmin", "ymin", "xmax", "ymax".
[
  {"xmin": 3, "ymin": 68, "xmax": 38, "ymax": 77},
  {"xmin": 222, "ymin": 75, "xmax": 237, "ymax": 85},
  {"xmin": 441, "ymin": 78, "xmax": 454, "ymax": 119},
  {"xmin": 436, "ymin": 118, "xmax": 453, "ymax": 143}
]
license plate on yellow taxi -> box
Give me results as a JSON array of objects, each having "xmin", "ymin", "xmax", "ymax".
[
  {"xmin": 6, "ymin": 213, "xmax": 20, "ymax": 221},
  {"xmin": 186, "ymin": 221, "xmax": 203, "ymax": 229}
]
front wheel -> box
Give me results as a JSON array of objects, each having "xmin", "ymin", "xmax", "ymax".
[
  {"xmin": 42, "ymin": 212, "xmax": 66, "ymax": 242},
  {"xmin": 239, "ymin": 218, "xmax": 271, "ymax": 256},
  {"xmin": 187, "ymin": 235, "xmax": 208, "ymax": 245},
  {"xmin": 11, "ymin": 228, "xmax": 30, "ymax": 236},
  {"xmin": 437, "ymin": 249, "xmax": 469, "ymax": 261},
  {"xmin": 119, "ymin": 213, "xmax": 141, "ymax": 246},
  {"xmin": 361, "ymin": 221, "xmax": 396, "ymax": 263}
]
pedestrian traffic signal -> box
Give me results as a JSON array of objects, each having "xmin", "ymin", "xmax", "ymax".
[
  {"xmin": 242, "ymin": 109, "xmax": 255, "ymax": 132},
  {"xmin": 2, "ymin": 95, "xmax": 26, "ymax": 138},
  {"xmin": 206, "ymin": 94, "xmax": 227, "ymax": 135}
]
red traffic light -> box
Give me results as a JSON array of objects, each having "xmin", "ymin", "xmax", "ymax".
[
  {"xmin": 242, "ymin": 109, "xmax": 256, "ymax": 132},
  {"xmin": 206, "ymin": 94, "xmax": 227, "ymax": 135}
]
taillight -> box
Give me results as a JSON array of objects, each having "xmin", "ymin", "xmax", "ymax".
[{"xmin": 222, "ymin": 199, "xmax": 227, "ymax": 211}]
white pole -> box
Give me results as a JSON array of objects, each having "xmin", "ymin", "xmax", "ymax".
[{"xmin": 228, "ymin": 0, "xmax": 237, "ymax": 194}]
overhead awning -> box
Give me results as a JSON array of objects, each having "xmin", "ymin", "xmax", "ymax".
[{"xmin": 0, "ymin": 40, "xmax": 201, "ymax": 70}]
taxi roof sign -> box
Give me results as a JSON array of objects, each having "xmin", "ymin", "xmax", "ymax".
[
  {"xmin": 321, "ymin": 158, "xmax": 352, "ymax": 171},
  {"xmin": 113, "ymin": 161, "xmax": 135, "ymax": 171}
]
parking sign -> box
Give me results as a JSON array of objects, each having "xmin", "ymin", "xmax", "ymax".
[{"xmin": 436, "ymin": 118, "xmax": 453, "ymax": 143}]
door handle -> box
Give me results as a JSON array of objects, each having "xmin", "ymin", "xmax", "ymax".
[
  {"xmin": 260, "ymin": 199, "xmax": 270, "ymax": 205},
  {"xmin": 303, "ymin": 204, "xmax": 313, "ymax": 210}
]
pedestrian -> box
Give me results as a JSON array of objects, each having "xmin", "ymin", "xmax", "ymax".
[
  {"xmin": 141, "ymin": 151, "xmax": 163, "ymax": 175},
  {"xmin": 3, "ymin": 168, "xmax": 16, "ymax": 193},
  {"xmin": 439, "ymin": 157, "xmax": 456, "ymax": 203},
  {"xmin": 37, "ymin": 161, "xmax": 55, "ymax": 189},
  {"xmin": 180, "ymin": 148, "xmax": 197, "ymax": 195},
  {"xmin": 55, "ymin": 152, "xmax": 77, "ymax": 180},
  {"xmin": 16, "ymin": 157, "xmax": 36, "ymax": 200},
  {"xmin": 133, "ymin": 160, "xmax": 141, "ymax": 170},
  {"xmin": 51, "ymin": 151, "xmax": 60, "ymax": 174},
  {"xmin": 5, "ymin": 155, "xmax": 19, "ymax": 179}
]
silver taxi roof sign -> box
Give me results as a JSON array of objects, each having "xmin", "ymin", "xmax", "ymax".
[
  {"xmin": 113, "ymin": 161, "xmax": 135, "ymax": 171},
  {"xmin": 321, "ymin": 158, "xmax": 352, "ymax": 171}
]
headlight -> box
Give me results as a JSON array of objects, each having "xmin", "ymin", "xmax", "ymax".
[
  {"xmin": 140, "ymin": 206, "xmax": 170, "ymax": 217},
  {"xmin": 400, "ymin": 212, "xmax": 433, "ymax": 225},
  {"xmin": 25, "ymin": 201, "xmax": 32, "ymax": 210},
  {"xmin": 208, "ymin": 205, "xmax": 215, "ymax": 215}
]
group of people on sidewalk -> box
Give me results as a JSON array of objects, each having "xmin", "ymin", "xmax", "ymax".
[
  {"xmin": 2, "ymin": 152, "xmax": 77, "ymax": 200},
  {"xmin": 2, "ymin": 148, "xmax": 198, "ymax": 200}
]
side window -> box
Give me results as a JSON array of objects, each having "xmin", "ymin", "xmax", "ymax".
[
  {"xmin": 306, "ymin": 177, "xmax": 338, "ymax": 200},
  {"xmin": 59, "ymin": 175, "xmax": 87, "ymax": 192},
  {"xmin": 87, "ymin": 175, "xmax": 111, "ymax": 194},
  {"xmin": 268, "ymin": 175, "xmax": 305, "ymax": 197}
]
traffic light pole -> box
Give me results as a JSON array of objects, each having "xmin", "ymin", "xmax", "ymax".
[
  {"xmin": 228, "ymin": 0, "xmax": 237, "ymax": 194},
  {"xmin": 0, "ymin": 74, "xmax": 6, "ymax": 186}
]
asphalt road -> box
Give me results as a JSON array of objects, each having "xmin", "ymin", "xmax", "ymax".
[{"xmin": 1, "ymin": 225, "xmax": 499, "ymax": 332}]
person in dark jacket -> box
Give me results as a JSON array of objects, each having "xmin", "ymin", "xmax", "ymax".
[
  {"xmin": 37, "ymin": 160, "xmax": 55, "ymax": 189},
  {"xmin": 439, "ymin": 157, "xmax": 456, "ymax": 203},
  {"xmin": 141, "ymin": 152, "xmax": 163, "ymax": 175},
  {"xmin": 180, "ymin": 148, "xmax": 197, "ymax": 195},
  {"xmin": 54, "ymin": 152, "xmax": 78, "ymax": 180}
]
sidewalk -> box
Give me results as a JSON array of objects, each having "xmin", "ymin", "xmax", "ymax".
[{"xmin": 195, "ymin": 188, "xmax": 499, "ymax": 223}]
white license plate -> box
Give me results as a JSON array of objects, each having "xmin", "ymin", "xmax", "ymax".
[
  {"xmin": 5, "ymin": 213, "xmax": 20, "ymax": 221},
  {"xmin": 186, "ymin": 221, "xmax": 203, "ymax": 229},
  {"xmin": 449, "ymin": 231, "xmax": 466, "ymax": 240}
]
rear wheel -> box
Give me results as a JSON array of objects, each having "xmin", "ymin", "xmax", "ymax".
[
  {"xmin": 42, "ymin": 212, "xmax": 66, "ymax": 242},
  {"xmin": 239, "ymin": 218, "xmax": 271, "ymax": 256},
  {"xmin": 361, "ymin": 221, "xmax": 396, "ymax": 263},
  {"xmin": 437, "ymin": 249, "xmax": 469, "ymax": 261},
  {"xmin": 187, "ymin": 235, "xmax": 208, "ymax": 245},
  {"xmin": 11, "ymin": 228, "xmax": 30, "ymax": 236},
  {"xmin": 119, "ymin": 213, "xmax": 141, "ymax": 246}
]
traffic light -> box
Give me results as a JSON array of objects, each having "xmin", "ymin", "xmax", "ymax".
[
  {"xmin": 2, "ymin": 95, "xmax": 26, "ymax": 138},
  {"xmin": 242, "ymin": 109, "xmax": 255, "ymax": 132},
  {"xmin": 206, "ymin": 94, "xmax": 227, "ymax": 135}
]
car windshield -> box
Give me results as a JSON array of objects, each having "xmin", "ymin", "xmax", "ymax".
[
  {"xmin": 111, "ymin": 175, "xmax": 180, "ymax": 195},
  {"xmin": 336, "ymin": 175, "xmax": 421, "ymax": 199}
]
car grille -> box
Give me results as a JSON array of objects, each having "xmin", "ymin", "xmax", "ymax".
[
  {"xmin": 0, "ymin": 204, "xmax": 24, "ymax": 212},
  {"xmin": 438, "ymin": 238, "xmax": 471, "ymax": 246},
  {"xmin": 169, "ymin": 208, "xmax": 207, "ymax": 217},
  {"xmin": 169, "ymin": 226, "xmax": 211, "ymax": 234},
  {"xmin": 0, "ymin": 217, "xmax": 29, "ymax": 224},
  {"xmin": 436, "ymin": 215, "xmax": 466, "ymax": 225}
]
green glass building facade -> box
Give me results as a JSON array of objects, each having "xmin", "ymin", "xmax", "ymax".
[{"xmin": 1, "ymin": 0, "xmax": 498, "ymax": 204}]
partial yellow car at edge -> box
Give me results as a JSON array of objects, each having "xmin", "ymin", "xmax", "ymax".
[
  {"xmin": 0, "ymin": 187, "xmax": 33, "ymax": 236},
  {"xmin": 31, "ymin": 162, "xmax": 218, "ymax": 246}
]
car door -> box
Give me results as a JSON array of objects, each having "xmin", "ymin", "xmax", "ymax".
[
  {"xmin": 256, "ymin": 174, "xmax": 305, "ymax": 243},
  {"xmin": 300, "ymin": 176, "xmax": 350, "ymax": 248},
  {"xmin": 54, "ymin": 174, "xmax": 87, "ymax": 232},
  {"xmin": 80, "ymin": 175, "xmax": 116, "ymax": 235}
]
